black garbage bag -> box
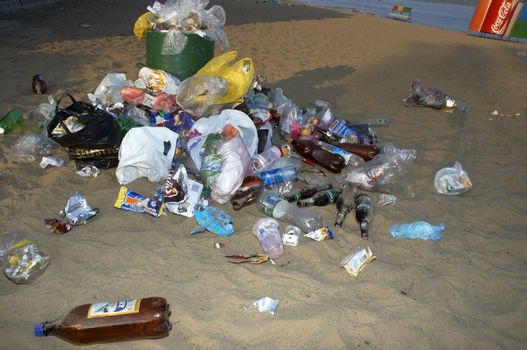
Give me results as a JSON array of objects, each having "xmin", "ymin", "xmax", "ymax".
[{"xmin": 47, "ymin": 93, "xmax": 124, "ymax": 168}]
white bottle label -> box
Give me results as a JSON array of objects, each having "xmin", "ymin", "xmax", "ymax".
[{"xmin": 87, "ymin": 299, "xmax": 141, "ymax": 318}]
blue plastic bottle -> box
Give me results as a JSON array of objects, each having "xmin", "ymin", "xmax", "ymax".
[
  {"xmin": 257, "ymin": 165, "xmax": 298, "ymax": 186},
  {"xmin": 390, "ymin": 221, "xmax": 445, "ymax": 241}
]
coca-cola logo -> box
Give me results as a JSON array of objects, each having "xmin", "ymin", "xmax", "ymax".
[{"xmin": 491, "ymin": 0, "xmax": 518, "ymax": 34}]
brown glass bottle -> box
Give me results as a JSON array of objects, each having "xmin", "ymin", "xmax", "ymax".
[
  {"xmin": 292, "ymin": 139, "xmax": 345, "ymax": 173},
  {"xmin": 34, "ymin": 297, "xmax": 171, "ymax": 344},
  {"xmin": 337, "ymin": 143, "xmax": 380, "ymax": 161}
]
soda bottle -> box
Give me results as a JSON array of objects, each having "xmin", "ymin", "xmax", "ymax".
[
  {"xmin": 334, "ymin": 185, "xmax": 357, "ymax": 227},
  {"xmin": 297, "ymin": 188, "xmax": 342, "ymax": 207},
  {"xmin": 252, "ymin": 218, "xmax": 284, "ymax": 259},
  {"xmin": 0, "ymin": 110, "xmax": 23, "ymax": 134},
  {"xmin": 34, "ymin": 297, "xmax": 171, "ymax": 344},
  {"xmin": 258, "ymin": 191, "xmax": 323, "ymax": 233},
  {"xmin": 251, "ymin": 145, "xmax": 286, "ymax": 172},
  {"xmin": 285, "ymin": 182, "xmax": 333, "ymax": 202},
  {"xmin": 354, "ymin": 194, "xmax": 373, "ymax": 238},
  {"xmin": 291, "ymin": 139, "xmax": 345, "ymax": 173},
  {"xmin": 257, "ymin": 165, "xmax": 298, "ymax": 186}
]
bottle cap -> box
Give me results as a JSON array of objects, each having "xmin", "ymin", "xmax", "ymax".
[{"xmin": 34, "ymin": 323, "xmax": 46, "ymax": 337}]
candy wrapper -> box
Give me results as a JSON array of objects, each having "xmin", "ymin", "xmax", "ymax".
[
  {"xmin": 0, "ymin": 231, "xmax": 50, "ymax": 284},
  {"xmin": 163, "ymin": 165, "xmax": 203, "ymax": 217},
  {"xmin": 60, "ymin": 192, "xmax": 99, "ymax": 225},
  {"xmin": 304, "ymin": 226, "xmax": 333, "ymax": 241},
  {"xmin": 44, "ymin": 218, "xmax": 72, "ymax": 234},
  {"xmin": 114, "ymin": 186, "xmax": 164, "ymax": 217},
  {"xmin": 340, "ymin": 247, "xmax": 375, "ymax": 277}
]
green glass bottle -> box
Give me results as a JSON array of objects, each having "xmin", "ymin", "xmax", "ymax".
[{"xmin": 0, "ymin": 110, "xmax": 23, "ymax": 134}]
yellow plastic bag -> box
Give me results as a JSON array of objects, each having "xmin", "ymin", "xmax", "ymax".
[
  {"xmin": 133, "ymin": 12, "xmax": 155, "ymax": 40},
  {"xmin": 194, "ymin": 51, "xmax": 254, "ymax": 105}
]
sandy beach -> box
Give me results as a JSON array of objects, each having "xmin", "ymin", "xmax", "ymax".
[{"xmin": 0, "ymin": 0, "xmax": 526, "ymax": 349}]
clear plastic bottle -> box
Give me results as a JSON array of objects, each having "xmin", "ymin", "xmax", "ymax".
[
  {"xmin": 257, "ymin": 165, "xmax": 298, "ymax": 187},
  {"xmin": 34, "ymin": 297, "xmax": 171, "ymax": 344},
  {"xmin": 252, "ymin": 218, "xmax": 284, "ymax": 259},
  {"xmin": 251, "ymin": 146, "xmax": 284, "ymax": 172},
  {"xmin": 258, "ymin": 191, "xmax": 323, "ymax": 233}
]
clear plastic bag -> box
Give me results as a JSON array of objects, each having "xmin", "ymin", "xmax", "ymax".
[
  {"xmin": 162, "ymin": 28, "xmax": 188, "ymax": 55},
  {"xmin": 434, "ymin": 162, "xmax": 472, "ymax": 195},
  {"xmin": 176, "ymin": 76, "xmax": 227, "ymax": 117},
  {"xmin": 404, "ymin": 80, "xmax": 468, "ymax": 113},
  {"xmin": 0, "ymin": 231, "xmax": 50, "ymax": 284},
  {"xmin": 11, "ymin": 134, "xmax": 57, "ymax": 161},
  {"xmin": 135, "ymin": 67, "xmax": 180, "ymax": 95},
  {"xmin": 337, "ymin": 143, "xmax": 417, "ymax": 198}
]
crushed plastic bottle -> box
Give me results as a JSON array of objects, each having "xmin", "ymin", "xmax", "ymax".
[
  {"xmin": 390, "ymin": 221, "xmax": 445, "ymax": 241},
  {"xmin": 191, "ymin": 205, "xmax": 234, "ymax": 237}
]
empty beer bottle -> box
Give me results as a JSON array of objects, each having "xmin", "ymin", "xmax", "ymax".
[
  {"xmin": 291, "ymin": 139, "xmax": 345, "ymax": 173},
  {"xmin": 34, "ymin": 297, "xmax": 171, "ymax": 344},
  {"xmin": 354, "ymin": 194, "xmax": 373, "ymax": 238},
  {"xmin": 297, "ymin": 188, "xmax": 342, "ymax": 207},
  {"xmin": 334, "ymin": 185, "xmax": 357, "ymax": 227},
  {"xmin": 0, "ymin": 110, "xmax": 22, "ymax": 134},
  {"xmin": 285, "ymin": 182, "xmax": 333, "ymax": 202},
  {"xmin": 336, "ymin": 143, "xmax": 380, "ymax": 161}
]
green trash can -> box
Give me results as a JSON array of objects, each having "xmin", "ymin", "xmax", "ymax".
[{"xmin": 146, "ymin": 31, "xmax": 215, "ymax": 81}]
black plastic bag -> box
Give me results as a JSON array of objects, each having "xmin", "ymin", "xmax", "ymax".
[
  {"xmin": 47, "ymin": 94, "xmax": 124, "ymax": 168},
  {"xmin": 47, "ymin": 93, "xmax": 124, "ymax": 148}
]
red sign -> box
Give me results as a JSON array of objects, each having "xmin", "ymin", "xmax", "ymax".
[{"xmin": 481, "ymin": 0, "xmax": 521, "ymax": 35}]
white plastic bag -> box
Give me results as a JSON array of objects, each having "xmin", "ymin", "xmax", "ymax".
[
  {"xmin": 186, "ymin": 109, "xmax": 257, "ymax": 170},
  {"xmin": 88, "ymin": 73, "xmax": 128, "ymax": 106},
  {"xmin": 211, "ymin": 133, "xmax": 251, "ymax": 203},
  {"xmin": 434, "ymin": 162, "xmax": 472, "ymax": 195},
  {"xmin": 116, "ymin": 127, "xmax": 179, "ymax": 185}
]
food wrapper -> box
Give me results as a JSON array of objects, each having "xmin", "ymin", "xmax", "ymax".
[
  {"xmin": 250, "ymin": 297, "xmax": 279, "ymax": 315},
  {"xmin": 304, "ymin": 226, "xmax": 333, "ymax": 241},
  {"xmin": 340, "ymin": 247, "xmax": 375, "ymax": 277},
  {"xmin": 60, "ymin": 192, "xmax": 99, "ymax": 225},
  {"xmin": 114, "ymin": 186, "xmax": 164, "ymax": 217}
]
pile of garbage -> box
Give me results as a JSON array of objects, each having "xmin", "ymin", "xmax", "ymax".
[{"xmin": 0, "ymin": 0, "xmax": 474, "ymax": 344}]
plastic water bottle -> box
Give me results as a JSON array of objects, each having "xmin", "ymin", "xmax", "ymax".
[
  {"xmin": 251, "ymin": 146, "xmax": 285, "ymax": 172},
  {"xmin": 390, "ymin": 221, "xmax": 445, "ymax": 241},
  {"xmin": 258, "ymin": 191, "xmax": 323, "ymax": 233},
  {"xmin": 34, "ymin": 297, "xmax": 171, "ymax": 344},
  {"xmin": 257, "ymin": 165, "xmax": 298, "ymax": 186},
  {"xmin": 0, "ymin": 110, "xmax": 22, "ymax": 134},
  {"xmin": 252, "ymin": 218, "xmax": 284, "ymax": 259}
]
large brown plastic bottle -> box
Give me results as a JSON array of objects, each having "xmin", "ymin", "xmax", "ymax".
[
  {"xmin": 292, "ymin": 139, "xmax": 345, "ymax": 173},
  {"xmin": 34, "ymin": 297, "xmax": 171, "ymax": 344}
]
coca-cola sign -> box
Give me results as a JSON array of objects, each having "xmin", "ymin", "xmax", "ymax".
[{"xmin": 481, "ymin": 0, "xmax": 520, "ymax": 35}]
